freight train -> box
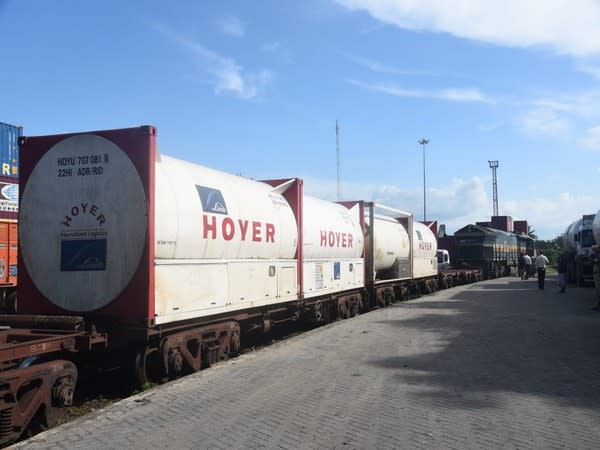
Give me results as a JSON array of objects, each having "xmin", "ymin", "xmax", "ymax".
[{"xmin": 0, "ymin": 126, "xmax": 484, "ymax": 443}]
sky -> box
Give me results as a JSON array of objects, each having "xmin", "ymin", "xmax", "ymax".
[{"xmin": 1, "ymin": 0, "xmax": 600, "ymax": 240}]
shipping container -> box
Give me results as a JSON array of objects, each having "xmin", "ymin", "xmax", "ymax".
[
  {"xmin": 513, "ymin": 220, "xmax": 529, "ymax": 235},
  {"xmin": 0, "ymin": 176, "xmax": 18, "ymax": 221},
  {"xmin": 491, "ymin": 215, "xmax": 513, "ymax": 232},
  {"xmin": 0, "ymin": 121, "xmax": 21, "ymax": 179}
]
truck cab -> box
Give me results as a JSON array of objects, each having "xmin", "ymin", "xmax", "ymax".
[{"xmin": 437, "ymin": 249, "xmax": 450, "ymax": 272}]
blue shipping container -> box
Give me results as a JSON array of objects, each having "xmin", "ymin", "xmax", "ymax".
[{"xmin": 0, "ymin": 121, "xmax": 21, "ymax": 179}]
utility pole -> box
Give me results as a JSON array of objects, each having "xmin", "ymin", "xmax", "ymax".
[
  {"xmin": 418, "ymin": 138, "xmax": 429, "ymax": 221},
  {"xmin": 488, "ymin": 160, "xmax": 499, "ymax": 216},
  {"xmin": 336, "ymin": 120, "xmax": 341, "ymax": 201}
]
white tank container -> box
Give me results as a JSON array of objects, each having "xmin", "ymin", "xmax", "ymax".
[
  {"xmin": 563, "ymin": 219, "xmax": 582, "ymax": 253},
  {"xmin": 370, "ymin": 215, "xmax": 409, "ymax": 271},
  {"xmin": 303, "ymin": 197, "xmax": 363, "ymax": 259},
  {"xmin": 155, "ymin": 155, "xmax": 298, "ymax": 260},
  {"xmin": 412, "ymin": 222, "xmax": 438, "ymax": 278},
  {"xmin": 413, "ymin": 222, "xmax": 437, "ymax": 258}
]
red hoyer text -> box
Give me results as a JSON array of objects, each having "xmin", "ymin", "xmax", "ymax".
[
  {"xmin": 203, "ymin": 214, "xmax": 275, "ymax": 243},
  {"xmin": 320, "ymin": 230, "xmax": 353, "ymax": 248}
]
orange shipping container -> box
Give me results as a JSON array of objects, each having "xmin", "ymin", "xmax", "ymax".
[{"xmin": 0, "ymin": 220, "xmax": 17, "ymax": 287}]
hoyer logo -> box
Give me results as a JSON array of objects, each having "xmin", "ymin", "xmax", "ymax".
[
  {"xmin": 203, "ymin": 214, "xmax": 275, "ymax": 243},
  {"xmin": 62, "ymin": 202, "xmax": 106, "ymax": 227},
  {"xmin": 320, "ymin": 230, "xmax": 354, "ymax": 248},
  {"xmin": 418, "ymin": 241, "xmax": 432, "ymax": 251}
]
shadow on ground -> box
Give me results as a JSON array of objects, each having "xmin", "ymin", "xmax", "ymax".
[{"xmin": 368, "ymin": 276, "xmax": 600, "ymax": 410}]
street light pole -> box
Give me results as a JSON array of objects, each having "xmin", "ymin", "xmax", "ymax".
[{"xmin": 418, "ymin": 138, "xmax": 429, "ymax": 221}]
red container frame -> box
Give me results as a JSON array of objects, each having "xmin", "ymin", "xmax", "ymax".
[{"xmin": 18, "ymin": 126, "xmax": 156, "ymax": 329}]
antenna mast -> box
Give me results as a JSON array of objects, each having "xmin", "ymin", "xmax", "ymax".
[
  {"xmin": 488, "ymin": 160, "xmax": 499, "ymax": 216},
  {"xmin": 336, "ymin": 120, "xmax": 341, "ymax": 201}
]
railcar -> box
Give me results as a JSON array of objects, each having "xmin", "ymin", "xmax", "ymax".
[
  {"xmin": 0, "ymin": 126, "xmax": 473, "ymax": 443},
  {"xmin": 454, "ymin": 224, "xmax": 519, "ymax": 278},
  {"xmin": 516, "ymin": 233, "xmax": 535, "ymax": 257}
]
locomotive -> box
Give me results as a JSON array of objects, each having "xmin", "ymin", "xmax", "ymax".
[
  {"xmin": 450, "ymin": 222, "xmax": 534, "ymax": 278},
  {"xmin": 0, "ymin": 125, "xmax": 464, "ymax": 443}
]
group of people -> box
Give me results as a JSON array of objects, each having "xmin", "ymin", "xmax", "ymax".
[{"xmin": 518, "ymin": 251, "xmax": 550, "ymax": 290}]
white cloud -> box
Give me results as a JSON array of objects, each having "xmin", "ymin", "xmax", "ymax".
[
  {"xmin": 347, "ymin": 54, "xmax": 433, "ymax": 76},
  {"xmin": 519, "ymin": 107, "xmax": 570, "ymax": 137},
  {"xmin": 517, "ymin": 91, "xmax": 600, "ymax": 140},
  {"xmin": 218, "ymin": 15, "xmax": 245, "ymax": 37},
  {"xmin": 347, "ymin": 79, "xmax": 492, "ymax": 103},
  {"xmin": 503, "ymin": 193, "xmax": 598, "ymax": 238},
  {"xmin": 302, "ymin": 175, "xmax": 490, "ymax": 234},
  {"xmin": 260, "ymin": 41, "xmax": 294, "ymax": 64},
  {"xmin": 301, "ymin": 174, "xmax": 592, "ymax": 239},
  {"xmin": 153, "ymin": 24, "xmax": 271, "ymax": 100},
  {"xmin": 577, "ymin": 64, "xmax": 600, "ymax": 79},
  {"xmin": 335, "ymin": 0, "xmax": 600, "ymax": 56},
  {"xmin": 578, "ymin": 125, "xmax": 600, "ymax": 150},
  {"xmin": 478, "ymin": 121, "xmax": 504, "ymax": 132}
]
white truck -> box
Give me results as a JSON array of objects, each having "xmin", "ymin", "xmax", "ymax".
[{"xmin": 562, "ymin": 214, "xmax": 596, "ymax": 286}]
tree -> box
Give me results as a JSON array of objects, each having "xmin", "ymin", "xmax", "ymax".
[
  {"xmin": 536, "ymin": 236, "xmax": 562, "ymax": 267},
  {"xmin": 528, "ymin": 228, "xmax": 537, "ymax": 240}
]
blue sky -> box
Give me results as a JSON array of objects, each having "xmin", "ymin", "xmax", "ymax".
[{"xmin": 2, "ymin": 0, "xmax": 600, "ymax": 239}]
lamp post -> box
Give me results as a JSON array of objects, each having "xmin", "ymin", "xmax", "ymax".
[{"xmin": 418, "ymin": 138, "xmax": 429, "ymax": 221}]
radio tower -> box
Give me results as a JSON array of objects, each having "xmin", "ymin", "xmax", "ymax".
[
  {"xmin": 488, "ymin": 160, "xmax": 499, "ymax": 216},
  {"xmin": 336, "ymin": 120, "xmax": 341, "ymax": 201}
]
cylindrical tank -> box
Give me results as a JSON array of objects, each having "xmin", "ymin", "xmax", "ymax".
[
  {"xmin": 155, "ymin": 155, "xmax": 298, "ymax": 260},
  {"xmin": 370, "ymin": 215, "xmax": 409, "ymax": 271},
  {"xmin": 593, "ymin": 210, "xmax": 600, "ymax": 245},
  {"xmin": 302, "ymin": 197, "xmax": 363, "ymax": 259},
  {"xmin": 562, "ymin": 219, "xmax": 582, "ymax": 253},
  {"xmin": 413, "ymin": 222, "xmax": 438, "ymax": 258}
]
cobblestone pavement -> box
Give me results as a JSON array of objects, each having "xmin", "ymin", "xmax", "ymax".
[{"xmin": 14, "ymin": 277, "xmax": 600, "ymax": 449}]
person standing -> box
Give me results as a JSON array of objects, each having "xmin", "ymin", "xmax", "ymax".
[
  {"xmin": 523, "ymin": 253, "xmax": 532, "ymax": 280},
  {"xmin": 518, "ymin": 252, "xmax": 525, "ymax": 278},
  {"xmin": 558, "ymin": 253, "xmax": 568, "ymax": 293},
  {"xmin": 536, "ymin": 251, "xmax": 550, "ymax": 290}
]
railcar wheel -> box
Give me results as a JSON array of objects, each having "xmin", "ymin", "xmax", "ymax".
[
  {"xmin": 135, "ymin": 347, "xmax": 162, "ymax": 387},
  {"xmin": 24, "ymin": 407, "xmax": 48, "ymax": 438},
  {"xmin": 229, "ymin": 329, "xmax": 241, "ymax": 357},
  {"xmin": 135, "ymin": 349, "xmax": 150, "ymax": 387},
  {"xmin": 314, "ymin": 301, "xmax": 326, "ymax": 322}
]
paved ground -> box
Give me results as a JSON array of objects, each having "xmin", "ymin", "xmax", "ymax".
[{"xmin": 14, "ymin": 276, "xmax": 600, "ymax": 449}]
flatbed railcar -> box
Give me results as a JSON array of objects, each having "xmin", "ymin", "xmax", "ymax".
[{"xmin": 0, "ymin": 126, "xmax": 482, "ymax": 444}]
